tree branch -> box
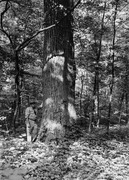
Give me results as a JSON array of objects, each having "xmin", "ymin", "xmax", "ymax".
[
  {"xmin": 0, "ymin": 0, "xmax": 14, "ymax": 48},
  {"xmin": 16, "ymin": 0, "xmax": 81, "ymax": 52},
  {"xmin": 0, "ymin": 0, "xmax": 81, "ymax": 53},
  {"xmin": 21, "ymin": 69, "xmax": 41, "ymax": 78},
  {"xmin": 0, "ymin": 0, "xmax": 9, "ymax": 29},
  {"xmin": 0, "ymin": 0, "xmax": 24, "ymax": 6},
  {"xmin": 16, "ymin": 24, "xmax": 56, "ymax": 52}
]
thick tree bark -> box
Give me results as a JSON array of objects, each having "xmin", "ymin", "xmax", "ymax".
[{"xmin": 38, "ymin": 0, "xmax": 76, "ymax": 142}]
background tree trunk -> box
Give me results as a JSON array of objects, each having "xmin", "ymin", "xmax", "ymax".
[
  {"xmin": 79, "ymin": 75, "xmax": 84, "ymax": 115},
  {"xmin": 91, "ymin": 2, "xmax": 106, "ymax": 128},
  {"xmin": 125, "ymin": 57, "xmax": 129, "ymax": 124},
  {"xmin": 12, "ymin": 51, "xmax": 21, "ymax": 130},
  {"xmin": 107, "ymin": 0, "xmax": 118, "ymax": 133}
]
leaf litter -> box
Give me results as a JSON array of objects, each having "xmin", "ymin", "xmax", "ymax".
[{"xmin": 0, "ymin": 125, "xmax": 129, "ymax": 180}]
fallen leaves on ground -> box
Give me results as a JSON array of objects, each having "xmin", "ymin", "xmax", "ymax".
[{"xmin": 0, "ymin": 125, "xmax": 129, "ymax": 180}]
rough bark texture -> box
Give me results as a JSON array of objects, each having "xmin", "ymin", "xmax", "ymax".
[{"xmin": 38, "ymin": 0, "xmax": 76, "ymax": 142}]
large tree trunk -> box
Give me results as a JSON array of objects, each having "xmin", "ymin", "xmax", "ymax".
[{"xmin": 38, "ymin": 0, "xmax": 76, "ymax": 143}]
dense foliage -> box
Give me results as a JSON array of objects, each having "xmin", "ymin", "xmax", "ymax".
[
  {"xmin": 0, "ymin": 0, "xmax": 129, "ymax": 179},
  {"xmin": 0, "ymin": 0, "xmax": 129, "ymax": 132}
]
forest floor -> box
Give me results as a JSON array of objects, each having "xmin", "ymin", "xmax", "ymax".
[{"xmin": 0, "ymin": 125, "xmax": 129, "ymax": 180}]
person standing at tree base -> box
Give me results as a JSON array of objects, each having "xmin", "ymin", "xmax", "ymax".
[{"xmin": 25, "ymin": 101, "xmax": 38, "ymax": 142}]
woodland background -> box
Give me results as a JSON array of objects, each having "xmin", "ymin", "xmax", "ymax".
[
  {"xmin": 1, "ymin": 1, "xmax": 129, "ymax": 180},
  {"xmin": 0, "ymin": 0, "xmax": 129, "ymax": 134}
]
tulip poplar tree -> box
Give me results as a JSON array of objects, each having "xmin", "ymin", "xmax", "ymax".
[{"xmin": 38, "ymin": 0, "xmax": 78, "ymax": 141}]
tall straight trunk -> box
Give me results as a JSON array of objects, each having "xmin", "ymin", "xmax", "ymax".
[
  {"xmin": 0, "ymin": 1, "xmax": 21, "ymax": 130},
  {"xmin": 79, "ymin": 76, "xmax": 84, "ymax": 115},
  {"xmin": 12, "ymin": 51, "xmax": 21, "ymax": 130},
  {"xmin": 125, "ymin": 92, "xmax": 128, "ymax": 124},
  {"xmin": 125, "ymin": 57, "xmax": 129, "ymax": 124},
  {"xmin": 107, "ymin": 0, "xmax": 119, "ymax": 133},
  {"xmin": 91, "ymin": 2, "xmax": 106, "ymax": 128},
  {"xmin": 92, "ymin": 71, "xmax": 97, "ymax": 125},
  {"xmin": 118, "ymin": 93, "xmax": 124, "ymax": 125},
  {"xmin": 95, "ymin": 66, "xmax": 100, "ymax": 127},
  {"xmin": 38, "ymin": 0, "xmax": 76, "ymax": 142}
]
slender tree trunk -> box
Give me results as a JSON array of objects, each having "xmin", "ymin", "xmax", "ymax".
[
  {"xmin": 12, "ymin": 51, "xmax": 21, "ymax": 130},
  {"xmin": 125, "ymin": 57, "xmax": 129, "ymax": 124},
  {"xmin": 88, "ymin": 112, "xmax": 92, "ymax": 133},
  {"xmin": 38, "ymin": 0, "xmax": 76, "ymax": 142},
  {"xmin": 118, "ymin": 93, "xmax": 124, "ymax": 125},
  {"xmin": 107, "ymin": 0, "xmax": 119, "ymax": 133},
  {"xmin": 125, "ymin": 92, "xmax": 129, "ymax": 124},
  {"xmin": 91, "ymin": 2, "xmax": 106, "ymax": 128},
  {"xmin": 79, "ymin": 75, "xmax": 84, "ymax": 115},
  {"xmin": 95, "ymin": 66, "xmax": 100, "ymax": 127}
]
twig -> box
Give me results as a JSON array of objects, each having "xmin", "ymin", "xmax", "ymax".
[{"xmin": 21, "ymin": 70, "xmax": 41, "ymax": 77}]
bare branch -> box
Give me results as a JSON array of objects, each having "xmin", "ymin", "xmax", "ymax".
[
  {"xmin": 42, "ymin": 52, "xmax": 64, "ymax": 69},
  {"xmin": 16, "ymin": 24, "xmax": 56, "ymax": 52},
  {"xmin": 71, "ymin": 0, "xmax": 81, "ymax": 12},
  {"xmin": 21, "ymin": 69, "xmax": 41, "ymax": 78},
  {"xmin": 0, "ymin": 0, "xmax": 24, "ymax": 6},
  {"xmin": 0, "ymin": 0, "xmax": 14, "ymax": 47},
  {"xmin": 1, "ymin": 0, "xmax": 10, "ymax": 29}
]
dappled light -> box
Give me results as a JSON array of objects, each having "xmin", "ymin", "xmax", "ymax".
[
  {"xmin": 51, "ymin": 73, "xmax": 63, "ymax": 82},
  {"xmin": 68, "ymin": 103, "xmax": 77, "ymax": 120},
  {"xmin": 1, "ymin": 126, "xmax": 129, "ymax": 179},
  {"xmin": 47, "ymin": 56, "xmax": 64, "ymax": 82},
  {"xmin": 45, "ymin": 98, "xmax": 54, "ymax": 106},
  {"xmin": 45, "ymin": 118, "xmax": 63, "ymax": 132}
]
